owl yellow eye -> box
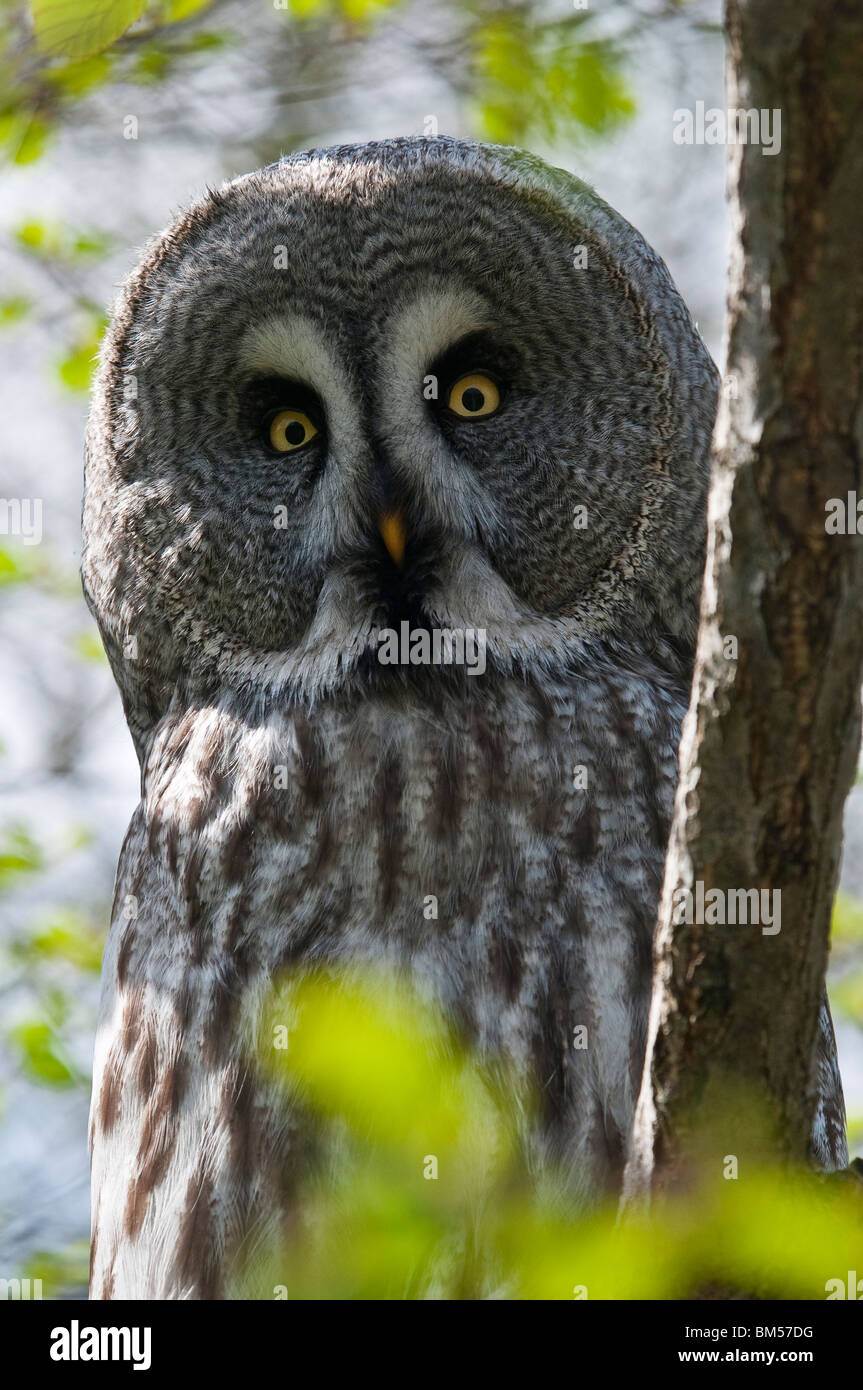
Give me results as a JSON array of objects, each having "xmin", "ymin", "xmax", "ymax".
[
  {"xmin": 446, "ymin": 373, "xmax": 501, "ymax": 419},
  {"xmin": 268, "ymin": 409, "xmax": 318, "ymax": 452}
]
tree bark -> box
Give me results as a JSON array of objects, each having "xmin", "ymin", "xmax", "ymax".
[{"xmin": 624, "ymin": 0, "xmax": 863, "ymax": 1202}]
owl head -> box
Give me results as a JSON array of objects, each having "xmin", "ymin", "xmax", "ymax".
[{"xmin": 82, "ymin": 136, "xmax": 718, "ymax": 754}]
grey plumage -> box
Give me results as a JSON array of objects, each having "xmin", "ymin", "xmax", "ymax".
[{"xmin": 82, "ymin": 136, "xmax": 845, "ymax": 1300}]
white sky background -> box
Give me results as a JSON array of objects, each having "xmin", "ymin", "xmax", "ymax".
[{"xmin": 1, "ymin": 0, "xmax": 860, "ymax": 1278}]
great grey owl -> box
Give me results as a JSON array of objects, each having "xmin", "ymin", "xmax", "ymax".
[{"xmin": 82, "ymin": 135, "xmax": 847, "ymax": 1300}]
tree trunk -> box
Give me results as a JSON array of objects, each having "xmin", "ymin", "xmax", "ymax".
[{"xmin": 624, "ymin": 0, "xmax": 863, "ymax": 1202}]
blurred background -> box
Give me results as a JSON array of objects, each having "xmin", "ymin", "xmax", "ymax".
[{"xmin": 0, "ymin": 0, "xmax": 860, "ymax": 1297}]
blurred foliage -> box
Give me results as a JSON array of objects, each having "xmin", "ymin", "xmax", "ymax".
[
  {"xmin": 68, "ymin": 628, "xmax": 107, "ymax": 662},
  {"xmin": 832, "ymin": 890, "xmax": 863, "ymax": 955},
  {"xmin": 238, "ymin": 968, "xmax": 863, "ymax": 1300},
  {"xmin": 0, "ymin": 0, "xmax": 638, "ymax": 396},
  {"xmin": 830, "ymin": 893, "xmax": 863, "ymax": 1020},
  {"xmin": 32, "ymin": 0, "xmax": 149, "ymax": 60},
  {"xmin": 8, "ymin": 214, "xmax": 110, "ymax": 390},
  {"xmin": 21, "ymin": 1237, "xmax": 89, "ymax": 1295},
  {"xmin": 0, "ymin": 0, "xmax": 861, "ymax": 1303},
  {"xmin": 8, "ymin": 1017, "xmax": 77, "ymax": 1084},
  {"xmin": 286, "ymin": 0, "xmax": 402, "ymax": 22},
  {"xmin": 0, "ymin": 540, "xmax": 87, "ymax": 593},
  {"xmin": 9, "ymin": 907, "xmax": 104, "ymax": 973},
  {"xmin": 476, "ymin": 13, "xmax": 634, "ymax": 145},
  {"xmin": 1, "ymin": 1, "xmax": 227, "ymax": 165},
  {"xmin": 1, "ymin": 822, "xmax": 103, "ymax": 1098},
  {"xmin": 1, "ymin": 0, "xmax": 636, "ymax": 163},
  {"xmin": 0, "ymin": 822, "xmax": 43, "ymax": 886},
  {"xmin": 56, "ymin": 309, "xmax": 107, "ymax": 388},
  {"xmin": 0, "ymin": 292, "xmax": 30, "ymax": 323},
  {"xmin": 13, "ymin": 217, "xmax": 113, "ymax": 259}
]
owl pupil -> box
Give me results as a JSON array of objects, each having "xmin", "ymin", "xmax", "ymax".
[
  {"xmin": 461, "ymin": 387, "xmax": 484, "ymax": 412},
  {"xmin": 285, "ymin": 420, "xmax": 306, "ymax": 445}
]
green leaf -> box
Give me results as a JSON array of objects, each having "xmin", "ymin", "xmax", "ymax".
[
  {"xmin": 58, "ymin": 343, "xmax": 97, "ymax": 389},
  {"xmin": 70, "ymin": 230, "xmax": 114, "ymax": 257},
  {"xmin": 0, "ymin": 825, "xmax": 43, "ymax": 887},
  {"xmin": 339, "ymin": 0, "xmax": 399, "ymax": 20},
  {"xmin": 69, "ymin": 629, "xmax": 106, "ymax": 663},
  {"xmin": 44, "ymin": 51, "xmax": 112, "ymax": 95},
  {"xmin": 31, "ymin": 0, "xmax": 148, "ymax": 61},
  {"xmin": 286, "ymin": 0, "xmax": 328, "ymax": 16},
  {"xmin": 184, "ymin": 30, "xmax": 225, "ymax": 50},
  {"xmin": 246, "ymin": 965, "xmax": 863, "ymax": 1300},
  {"xmin": 7, "ymin": 1020, "xmax": 74, "ymax": 1086},
  {"xmin": 21, "ymin": 1241, "xmax": 90, "ymax": 1298},
  {"xmin": 262, "ymin": 970, "xmax": 508, "ymax": 1168},
  {"xmin": 832, "ymin": 890, "xmax": 863, "ymax": 944},
  {"xmin": 475, "ymin": 16, "xmax": 634, "ymax": 146},
  {"xmin": 0, "ymin": 544, "xmax": 80, "ymax": 596},
  {"xmin": 0, "ymin": 112, "xmax": 53, "ymax": 166},
  {"xmin": 13, "ymin": 219, "xmax": 112, "ymax": 262},
  {"xmin": 134, "ymin": 45, "xmax": 170, "ymax": 80},
  {"xmin": 14, "ymin": 220, "xmax": 44, "ymax": 249},
  {"xmin": 0, "ymin": 546, "xmax": 29, "ymax": 585},
  {"xmin": 157, "ymin": 0, "xmax": 214, "ymax": 18},
  {"xmin": 57, "ymin": 314, "xmax": 107, "ymax": 391},
  {"xmin": 0, "ymin": 296, "xmax": 31, "ymax": 327},
  {"xmin": 25, "ymin": 914, "xmax": 105, "ymax": 973},
  {"xmin": 13, "ymin": 115, "xmax": 52, "ymax": 164},
  {"xmin": 833, "ymin": 968, "xmax": 863, "ymax": 1020},
  {"xmin": 14, "ymin": 219, "xmax": 53, "ymax": 252}
]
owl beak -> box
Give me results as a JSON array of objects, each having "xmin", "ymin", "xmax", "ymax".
[{"xmin": 378, "ymin": 509, "xmax": 407, "ymax": 569}]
